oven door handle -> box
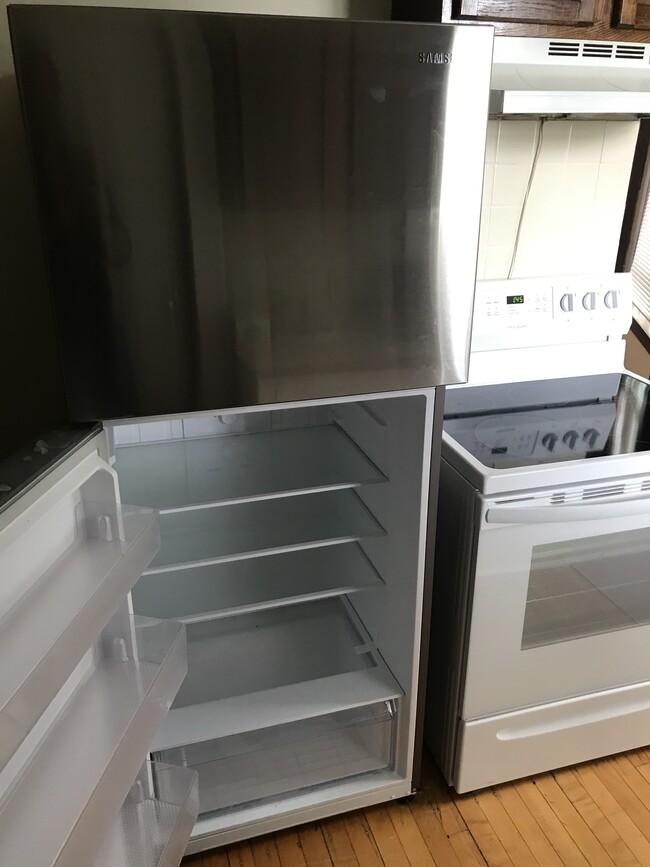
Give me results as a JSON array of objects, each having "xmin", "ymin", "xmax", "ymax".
[{"xmin": 486, "ymin": 495, "xmax": 650, "ymax": 525}]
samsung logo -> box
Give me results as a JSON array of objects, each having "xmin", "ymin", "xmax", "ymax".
[{"xmin": 418, "ymin": 52, "xmax": 452, "ymax": 64}]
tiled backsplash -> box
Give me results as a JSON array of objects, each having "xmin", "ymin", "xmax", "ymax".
[{"xmin": 478, "ymin": 119, "xmax": 639, "ymax": 281}]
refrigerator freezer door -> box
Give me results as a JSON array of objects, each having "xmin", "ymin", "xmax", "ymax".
[{"xmin": 10, "ymin": 9, "xmax": 492, "ymax": 419}]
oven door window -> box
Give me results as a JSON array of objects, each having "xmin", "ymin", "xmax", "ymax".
[{"xmin": 523, "ymin": 527, "xmax": 650, "ymax": 649}]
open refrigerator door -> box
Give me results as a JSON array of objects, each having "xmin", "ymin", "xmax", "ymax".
[{"xmin": 0, "ymin": 430, "xmax": 198, "ymax": 866}]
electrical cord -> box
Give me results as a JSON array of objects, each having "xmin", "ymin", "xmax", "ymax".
[{"xmin": 508, "ymin": 118, "xmax": 546, "ymax": 279}]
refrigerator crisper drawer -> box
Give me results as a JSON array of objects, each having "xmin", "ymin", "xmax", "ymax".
[
  {"xmin": 94, "ymin": 762, "xmax": 199, "ymax": 867},
  {"xmin": 156, "ymin": 702, "xmax": 395, "ymax": 817},
  {"xmin": 153, "ymin": 597, "xmax": 403, "ymax": 751}
]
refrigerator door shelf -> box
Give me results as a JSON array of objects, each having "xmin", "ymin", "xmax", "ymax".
[
  {"xmin": 146, "ymin": 490, "xmax": 385, "ymax": 574},
  {"xmin": 115, "ymin": 424, "xmax": 386, "ymax": 512},
  {"xmin": 93, "ymin": 761, "xmax": 199, "ymax": 867},
  {"xmin": 0, "ymin": 500, "xmax": 160, "ymax": 771},
  {"xmin": 0, "ymin": 616, "xmax": 187, "ymax": 867},
  {"xmin": 133, "ymin": 542, "xmax": 383, "ymax": 623},
  {"xmin": 153, "ymin": 598, "xmax": 403, "ymax": 751},
  {"xmin": 156, "ymin": 701, "xmax": 395, "ymax": 819}
]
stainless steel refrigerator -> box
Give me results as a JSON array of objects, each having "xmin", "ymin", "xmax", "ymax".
[{"xmin": 1, "ymin": 8, "xmax": 492, "ymax": 861}]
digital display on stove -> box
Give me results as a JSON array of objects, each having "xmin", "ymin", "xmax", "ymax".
[{"xmin": 507, "ymin": 295, "xmax": 525, "ymax": 305}]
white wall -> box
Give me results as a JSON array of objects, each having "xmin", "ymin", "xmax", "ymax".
[{"xmin": 478, "ymin": 119, "xmax": 639, "ymax": 280}]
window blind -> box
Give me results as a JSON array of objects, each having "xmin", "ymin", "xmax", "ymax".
[{"xmin": 632, "ymin": 192, "xmax": 650, "ymax": 338}]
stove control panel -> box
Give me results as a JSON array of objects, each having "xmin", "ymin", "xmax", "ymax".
[
  {"xmin": 445, "ymin": 409, "xmax": 613, "ymax": 464},
  {"xmin": 472, "ymin": 273, "xmax": 632, "ymax": 352}
]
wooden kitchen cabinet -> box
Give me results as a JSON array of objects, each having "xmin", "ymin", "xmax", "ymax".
[
  {"xmin": 450, "ymin": 0, "xmax": 596, "ymax": 27},
  {"xmin": 613, "ymin": 0, "xmax": 650, "ymax": 29},
  {"xmin": 392, "ymin": 0, "xmax": 650, "ymax": 41}
]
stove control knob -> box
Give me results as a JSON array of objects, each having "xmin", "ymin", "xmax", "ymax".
[
  {"xmin": 563, "ymin": 430, "xmax": 579, "ymax": 449},
  {"xmin": 560, "ymin": 293, "xmax": 574, "ymax": 313},
  {"xmin": 604, "ymin": 290, "xmax": 618, "ymax": 309},
  {"xmin": 583, "ymin": 428, "xmax": 599, "ymax": 449},
  {"xmin": 542, "ymin": 433, "xmax": 558, "ymax": 452},
  {"xmin": 582, "ymin": 292, "xmax": 596, "ymax": 311}
]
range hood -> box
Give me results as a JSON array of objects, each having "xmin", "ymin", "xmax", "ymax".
[{"xmin": 490, "ymin": 36, "xmax": 650, "ymax": 115}]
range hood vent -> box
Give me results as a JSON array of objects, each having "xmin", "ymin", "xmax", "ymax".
[
  {"xmin": 548, "ymin": 40, "xmax": 647, "ymax": 60},
  {"xmin": 581, "ymin": 42, "xmax": 614, "ymax": 58},
  {"xmin": 615, "ymin": 43, "xmax": 647, "ymax": 59},
  {"xmin": 548, "ymin": 40, "xmax": 580, "ymax": 57},
  {"xmin": 491, "ymin": 36, "xmax": 650, "ymax": 115}
]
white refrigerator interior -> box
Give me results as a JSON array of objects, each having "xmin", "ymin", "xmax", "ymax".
[
  {"xmin": 107, "ymin": 389, "xmax": 437, "ymax": 852},
  {"xmin": 0, "ymin": 431, "xmax": 199, "ymax": 866}
]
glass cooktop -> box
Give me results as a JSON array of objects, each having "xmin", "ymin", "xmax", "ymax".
[{"xmin": 443, "ymin": 373, "xmax": 650, "ymax": 469}]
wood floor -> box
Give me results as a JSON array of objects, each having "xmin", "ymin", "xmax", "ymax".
[{"xmin": 183, "ymin": 747, "xmax": 650, "ymax": 866}]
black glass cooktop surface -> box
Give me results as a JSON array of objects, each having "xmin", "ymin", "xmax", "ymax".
[{"xmin": 443, "ymin": 373, "xmax": 650, "ymax": 469}]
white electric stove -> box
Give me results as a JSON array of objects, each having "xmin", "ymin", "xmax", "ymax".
[{"xmin": 427, "ymin": 273, "xmax": 650, "ymax": 793}]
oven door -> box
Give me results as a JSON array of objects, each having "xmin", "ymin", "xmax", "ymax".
[{"xmin": 463, "ymin": 487, "xmax": 650, "ymax": 719}]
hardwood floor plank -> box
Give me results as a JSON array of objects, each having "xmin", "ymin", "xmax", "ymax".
[
  {"xmin": 575, "ymin": 764, "xmax": 630, "ymax": 815},
  {"xmin": 446, "ymin": 829, "xmax": 488, "ymax": 867},
  {"xmin": 427, "ymin": 773, "xmax": 467, "ymax": 836},
  {"xmin": 473, "ymin": 789, "xmax": 539, "ymax": 866},
  {"xmin": 296, "ymin": 824, "xmax": 334, "ymax": 867},
  {"xmin": 534, "ymin": 773, "xmax": 616, "ymax": 867},
  {"xmin": 342, "ymin": 811, "xmax": 384, "ymax": 866},
  {"xmin": 389, "ymin": 799, "xmax": 438, "ymax": 866},
  {"xmin": 575, "ymin": 764, "xmax": 650, "ymax": 865},
  {"xmin": 185, "ymin": 853, "xmax": 229, "ymax": 867},
  {"xmin": 182, "ymin": 853, "xmax": 207, "ymax": 865},
  {"xmin": 612, "ymin": 754, "xmax": 650, "ymax": 806},
  {"xmin": 454, "ymin": 793, "xmax": 515, "ymax": 867},
  {"xmin": 227, "ymin": 843, "xmax": 256, "ymax": 867},
  {"xmin": 624, "ymin": 751, "xmax": 646, "ymax": 768},
  {"xmin": 593, "ymin": 759, "xmax": 650, "ymax": 838},
  {"xmin": 492, "ymin": 784, "xmax": 564, "ymax": 867},
  {"xmin": 321, "ymin": 816, "xmax": 360, "ymax": 866},
  {"xmin": 364, "ymin": 805, "xmax": 411, "ymax": 867},
  {"xmin": 516, "ymin": 779, "xmax": 591, "ymax": 867},
  {"xmin": 630, "ymin": 748, "xmax": 650, "ymax": 767},
  {"xmin": 425, "ymin": 776, "xmax": 486, "ymax": 866},
  {"xmin": 409, "ymin": 793, "xmax": 464, "ymax": 867},
  {"xmin": 272, "ymin": 830, "xmax": 308, "ymax": 867},
  {"xmin": 250, "ymin": 836, "xmax": 282, "ymax": 867},
  {"xmin": 553, "ymin": 767, "xmax": 640, "ymax": 867}
]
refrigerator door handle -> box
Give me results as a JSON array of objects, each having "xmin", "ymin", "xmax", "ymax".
[{"xmin": 486, "ymin": 495, "xmax": 650, "ymax": 525}]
